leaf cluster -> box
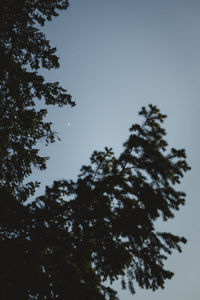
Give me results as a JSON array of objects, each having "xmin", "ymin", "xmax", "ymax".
[{"xmin": 0, "ymin": 0, "xmax": 74, "ymax": 201}]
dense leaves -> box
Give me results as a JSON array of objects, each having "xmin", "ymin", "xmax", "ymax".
[
  {"xmin": 43, "ymin": 105, "xmax": 189, "ymax": 296},
  {"xmin": 0, "ymin": 104, "xmax": 190, "ymax": 299},
  {"xmin": 0, "ymin": 1, "xmax": 190, "ymax": 299},
  {"xmin": 0, "ymin": 0, "xmax": 74, "ymax": 201}
]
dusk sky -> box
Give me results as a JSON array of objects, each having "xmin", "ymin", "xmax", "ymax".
[{"xmin": 31, "ymin": 1, "xmax": 200, "ymax": 299}]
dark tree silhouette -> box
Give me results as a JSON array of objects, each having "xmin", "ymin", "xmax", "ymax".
[
  {"xmin": 0, "ymin": 105, "xmax": 190, "ymax": 299},
  {"xmin": 0, "ymin": 0, "xmax": 74, "ymax": 202},
  {"xmin": 0, "ymin": 1, "xmax": 190, "ymax": 300}
]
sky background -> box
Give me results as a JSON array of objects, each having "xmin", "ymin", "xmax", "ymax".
[{"xmin": 32, "ymin": 0, "xmax": 200, "ymax": 299}]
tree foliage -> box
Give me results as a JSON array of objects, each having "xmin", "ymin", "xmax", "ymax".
[
  {"xmin": 0, "ymin": 105, "xmax": 190, "ymax": 299},
  {"xmin": 0, "ymin": 0, "xmax": 74, "ymax": 201},
  {"xmin": 0, "ymin": 1, "xmax": 190, "ymax": 300}
]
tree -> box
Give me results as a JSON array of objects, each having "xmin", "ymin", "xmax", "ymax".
[
  {"xmin": 0, "ymin": 1, "xmax": 190, "ymax": 300},
  {"xmin": 0, "ymin": 0, "xmax": 74, "ymax": 202},
  {"xmin": 0, "ymin": 105, "xmax": 190, "ymax": 299}
]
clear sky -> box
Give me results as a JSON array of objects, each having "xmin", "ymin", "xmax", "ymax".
[{"xmin": 33, "ymin": 0, "xmax": 200, "ymax": 299}]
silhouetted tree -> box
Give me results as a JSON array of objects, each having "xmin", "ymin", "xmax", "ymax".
[
  {"xmin": 0, "ymin": 0, "xmax": 74, "ymax": 202},
  {"xmin": 0, "ymin": 1, "xmax": 190, "ymax": 300},
  {"xmin": 0, "ymin": 104, "xmax": 190, "ymax": 299}
]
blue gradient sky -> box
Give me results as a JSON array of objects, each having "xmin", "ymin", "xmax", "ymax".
[{"xmin": 33, "ymin": 1, "xmax": 200, "ymax": 299}]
